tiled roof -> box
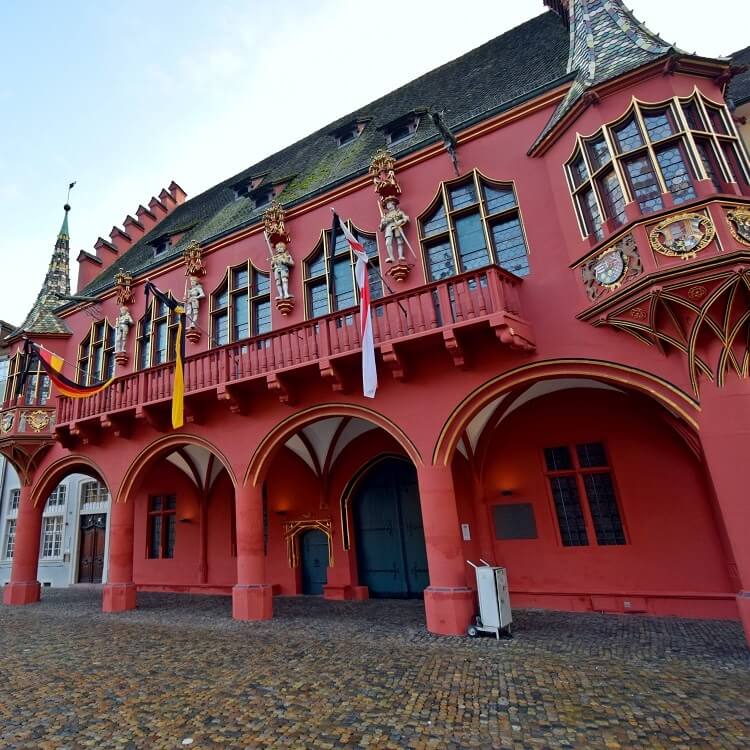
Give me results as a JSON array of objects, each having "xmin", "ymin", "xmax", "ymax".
[
  {"xmin": 75, "ymin": 11, "xmax": 570, "ymax": 298},
  {"xmin": 532, "ymin": 0, "xmax": 675, "ymax": 151},
  {"xmin": 728, "ymin": 45, "xmax": 750, "ymax": 106}
]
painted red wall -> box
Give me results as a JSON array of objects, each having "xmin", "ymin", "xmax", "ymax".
[{"xmin": 477, "ymin": 388, "xmax": 736, "ymax": 616}]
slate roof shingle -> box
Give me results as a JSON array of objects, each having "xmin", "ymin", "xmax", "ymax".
[{"xmin": 728, "ymin": 45, "xmax": 750, "ymax": 106}]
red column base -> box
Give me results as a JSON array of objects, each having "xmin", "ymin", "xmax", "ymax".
[
  {"xmin": 3, "ymin": 580, "xmax": 41, "ymax": 605},
  {"xmin": 232, "ymin": 584, "xmax": 273, "ymax": 621},
  {"xmin": 102, "ymin": 583, "xmax": 137, "ymax": 613},
  {"xmin": 424, "ymin": 586, "xmax": 475, "ymax": 636},
  {"xmin": 738, "ymin": 591, "xmax": 750, "ymax": 647}
]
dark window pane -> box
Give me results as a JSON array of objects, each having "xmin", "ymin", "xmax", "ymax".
[
  {"xmin": 483, "ymin": 184, "xmax": 516, "ymax": 214},
  {"xmin": 38, "ymin": 375, "xmax": 50, "ymax": 405},
  {"xmin": 583, "ymin": 473, "xmax": 626, "ymax": 545},
  {"xmin": 544, "ymin": 446, "xmax": 572, "ymax": 471},
  {"xmin": 333, "ymin": 229, "xmax": 349, "ymax": 256},
  {"xmin": 232, "ymin": 267, "xmax": 249, "ymax": 289},
  {"xmin": 656, "ymin": 145, "xmax": 695, "ymax": 204},
  {"xmin": 306, "ymin": 246, "xmax": 326, "ymax": 277},
  {"xmin": 355, "ymin": 231, "xmax": 379, "ymax": 260},
  {"xmin": 332, "ymin": 258, "xmax": 355, "ymax": 310},
  {"xmin": 613, "ymin": 118, "xmax": 644, "ymax": 153},
  {"xmin": 586, "ymin": 137, "xmax": 611, "ymax": 171},
  {"xmin": 367, "ymin": 263, "xmax": 384, "ymax": 300},
  {"xmin": 425, "ymin": 240, "xmax": 455, "ymax": 281},
  {"xmin": 598, "ymin": 170, "xmax": 626, "ymax": 226},
  {"xmin": 491, "ymin": 217, "xmax": 529, "ymax": 276},
  {"xmin": 493, "ymin": 503, "xmax": 538, "ymax": 540},
  {"xmin": 166, "ymin": 495, "xmax": 176, "ymax": 510},
  {"xmin": 705, "ymin": 105, "xmax": 728, "ymax": 135},
  {"xmin": 253, "ymin": 299, "xmax": 272, "ymax": 335},
  {"xmin": 153, "ymin": 322, "xmax": 168, "ymax": 364},
  {"xmin": 454, "ymin": 212, "xmax": 489, "ymax": 271},
  {"xmin": 150, "ymin": 496, "xmax": 162, "ymax": 511},
  {"xmin": 580, "ymin": 186, "xmax": 603, "ymax": 239},
  {"xmin": 254, "ymin": 271, "xmax": 270, "ymax": 296},
  {"xmin": 148, "ymin": 516, "xmax": 161, "ymax": 559},
  {"xmin": 232, "ymin": 292, "xmax": 249, "ymax": 341},
  {"xmin": 214, "ymin": 312, "xmax": 229, "ymax": 346},
  {"xmin": 421, "ymin": 203, "xmax": 449, "ymax": 237},
  {"xmin": 576, "ymin": 442, "xmax": 608, "ymax": 468},
  {"xmin": 695, "ymin": 138, "xmax": 723, "ymax": 190},
  {"xmin": 721, "ymin": 142, "xmax": 749, "ymax": 187},
  {"xmin": 308, "ymin": 281, "xmax": 329, "ymax": 318},
  {"xmin": 570, "ymin": 154, "xmax": 589, "ymax": 187},
  {"xmin": 625, "ymin": 155, "xmax": 664, "ymax": 213},
  {"xmin": 449, "ymin": 181, "xmax": 478, "ymax": 210},
  {"xmin": 682, "ymin": 101, "xmax": 706, "ymax": 131},
  {"xmin": 549, "ymin": 475, "xmax": 589, "ymax": 546},
  {"xmin": 165, "ymin": 515, "xmax": 176, "ymax": 558},
  {"xmin": 642, "ymin": 109, "xmax": 675, "ymax": 142}
]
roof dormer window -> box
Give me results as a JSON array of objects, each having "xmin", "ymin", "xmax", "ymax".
[
  {"xmin": 331, "ymin": 119, "xmax": 369, "ymax": 148},
  {"xmin": 153, "ymin": 237, "xmax": 172, "ymax": 256},
  {"xmin": 381, "ymin": 111, "xmax": 423, "ymax": 146},
  {"xmin": 252, "ymin": 187, "xmax": 274, "ymax": 210}
]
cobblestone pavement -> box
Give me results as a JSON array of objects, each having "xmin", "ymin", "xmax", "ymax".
[{"xmin": 0, "ymin": 590, "xmax": 747, "ymax": 750}]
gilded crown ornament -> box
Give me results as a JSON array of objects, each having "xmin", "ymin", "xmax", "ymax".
[
  {"xmin": 649, "ymin": 213, "xmax": 715, "ymax": 259},
  {"xmin": 726, "ymin": 207, "xmax": 750, "ymax": 246},
  {"xmin": 113, "ymin": 269, "xmax": 135, "ymax": 306},
  {"xmin": 264, "ymin": 202, "xmax": 295, "ymax": 316},
  {"xmin": 183, "ymin": 240, "xmax": 207, "ymax": 277},
  {"xmin": 369, "ymin": 149, "xmax": 401, "ymax": 202}
]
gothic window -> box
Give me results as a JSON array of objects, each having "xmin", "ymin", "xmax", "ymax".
[
  {"xmin": 4, "ymin": 351, "xmax": 50, "ymax": 406},
  {"xmin": 418, "ymin": 170, "xmax": 530, "ymax": 281},
  {"xmin": 210, "ymin": 262, "xmax": 271, "ymax": 346},
  {"xmin": 544, "ymin": 442, "xmax": 626, "ymax": 547},
  {"xmin": 566, "ymin": 93, "xmax": 750, "ymax": 239},
  {"xmin": 0, "ymin": 356, "xmax": 9, "ymax": 403},
  {"xmin": 147, "ymin": 495, "xmax": 176, "ymax": 559},
  {"xmin": 77, "ymin": 320, "xmax": 115, "ymax": 384},
  {"xmin": 137, "ymin": 297, "xmax": 179, "ymax": 369},
  {"xmin": 303, "ymin": 225, "xmax": 381, "ymax": 319}
]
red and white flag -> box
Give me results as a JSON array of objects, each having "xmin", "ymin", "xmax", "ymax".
[{"xmin": 334, "ymin": 212, "xmax": 378, "ymax": 398}]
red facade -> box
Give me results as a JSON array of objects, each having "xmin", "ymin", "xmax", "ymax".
[{"xmin": 2, "ymin": 3, "xmax": 750, "ymax": 641}]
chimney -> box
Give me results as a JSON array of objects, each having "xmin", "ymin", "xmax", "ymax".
[{"xmin": 76, "ymin": 250, "xmax": 103, "ymax": 293}]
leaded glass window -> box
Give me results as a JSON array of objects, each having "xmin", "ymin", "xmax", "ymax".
[
  {"xmin": 210, "ymin": 262, "xmax": 271, "ymax": 346},
  {"xmin": 78, "ymin": 321, "xmax": 115, "ymax": 385},
  {"xmin": 147, "ymin": 494, "xmax": 176, "ymax": 559},
  {"xmin": 137, "ymin": 297, "xmax": 179, "ymax": 368},
  {"xmin": 418, "ymin": 171, "xmax": 530, "ymax": 280}
]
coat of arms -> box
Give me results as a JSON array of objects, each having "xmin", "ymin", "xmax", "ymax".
[
  {"xmin": 726, "ymin": 208, "xmax": 750, "ymax": 246},
  {"xmin": 1, "ymin": 411, "xmax": 14, "ymax": 433},
  {"xmin": 649, "ymin": 213, "xmax": 715, "ymax": 258}
]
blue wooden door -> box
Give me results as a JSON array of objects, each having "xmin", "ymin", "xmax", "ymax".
[
  {"xmin": 354, "ymin": 458, "xmax": 429, "ymax": 598},
  {"xmin": 301, "ymin": 529, "xmax": 328, "ymax": 595}
]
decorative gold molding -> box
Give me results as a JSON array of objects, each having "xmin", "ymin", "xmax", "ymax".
[
  {"xmin": 183, "ymin": 240, "xmax": 207, "ymax": 277},
  {"xmin": 25, "ymin": 410, "xmax": 51, "ymax": 433},
  {"xmin": 283, "ymin": 518, "xmax": 333, "ymax": 568},
  {"xmin": 113, "ymin": 269, "xmax": 135, "ymax": 306},
  {"xmin": 648, "ymin": 212, "xmax": 715, "ymax": 259},
  {"xmin": 726, "ymin": 207, "xmax": 750, "ymax": 246}
]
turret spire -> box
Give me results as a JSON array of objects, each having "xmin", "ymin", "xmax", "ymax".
[
  {"xmin": 15, "ymin": 198, "xmax": 74, "ymax": 337},
  {"xmin": 533, "ymin": 0, "xmax": 677, "ymax": 151}
]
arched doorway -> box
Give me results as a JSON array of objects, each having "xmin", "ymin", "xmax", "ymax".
[
  {"xmin": 300, "ymin": 529, "xmax": 328, "ymax": 595},
  {"xmin": 353, "ymin": 458, "xmax": 428, "ymax": 598}
]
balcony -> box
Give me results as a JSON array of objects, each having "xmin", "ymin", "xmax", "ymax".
[{"xmin": 55, "ymin": 266, "xmax": 534, "ymax": 439}]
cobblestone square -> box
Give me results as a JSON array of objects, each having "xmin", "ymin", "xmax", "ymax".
[{"xmin": 0, "ymin": 590, "xmax": 748, "ymax": 749}]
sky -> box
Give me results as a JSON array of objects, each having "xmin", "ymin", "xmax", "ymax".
[{"xmin": 0, "ymin": 0, "xmax": 747, "ymax": 324}]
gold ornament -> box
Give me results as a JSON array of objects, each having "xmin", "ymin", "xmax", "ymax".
[
  {"xmin": 263, "ymin": 201, "xmax": 290, "ymax": 245},
  {"xmin": 649, "ymin": 212, "xmax": 715, "ymax": 258},
  {"xmin": 726, "ymin": 207, "xmax": 750, "ymax": 246},
  {"xmin": 113, "ymin": 269, "xmax": 135, "ymax": 305},
  {"xmin": 25, "ymin": 410, "xmax": 51, "ymax": 433},
  {"xmin": 183, "ymin": 240, "xmax": 207, "ymax": 277}
]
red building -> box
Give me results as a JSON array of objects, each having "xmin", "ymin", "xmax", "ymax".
[{"xmin": 2, "ymin": 0, "xmax": 750, "ymax": 641}]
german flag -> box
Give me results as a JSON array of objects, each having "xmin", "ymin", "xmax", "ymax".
[{"xmin": 22, "ymin": 339, "xmax": 114, "ymax": 398}]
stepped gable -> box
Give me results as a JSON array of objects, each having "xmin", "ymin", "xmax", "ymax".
[
  {"xmin": 74, "ymin": 11, "xmax": 570, "ymax": 300},
  {"xmin": 532, "ymin": 0, "xmax": 677, "ymax": 151},
  {"xmin": 728, "ymin": 45, "xmax": 750, "ymax": 106}
]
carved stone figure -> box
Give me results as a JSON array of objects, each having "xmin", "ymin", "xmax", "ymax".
[
  {"xmin": 114, "ymin": 305, "xmax": 134, "ymax": 354},
  {"xmin": 379, "ymin": 198, "xmax": 410, "ymax": 263},
  {"xmin": 271, "ymin": 242, "xmax": 295, "ymax": 299},
  {"xmin": 184, "ymin": 275, "xmax": 205, "ymax": 329}
]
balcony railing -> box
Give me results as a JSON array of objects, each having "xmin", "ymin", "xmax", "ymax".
[{"xmin": 57, "ymin": 265, "xmax": 528, "ymax": 427}]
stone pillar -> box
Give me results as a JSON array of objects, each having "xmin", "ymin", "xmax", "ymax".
[
  {"xmin": 3, "ymin": 484, "xmax": 42, "ymax": 605},
  {"xmin": 232, "ymin": 482, "xmax": 272, "ymax": 620},
  {"xmin": 699, "ymin": 385, "xmax": 750, "ymax": 645},
  {"xmin": 102, "ymin": 498, "xmax": 137, "ymax": 612},
  {"xmin": 416, "ymin": 464, "xmax": 474, "ymax": 636}
]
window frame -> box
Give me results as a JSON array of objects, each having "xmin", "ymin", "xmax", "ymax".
[
  {"xmin": 146, "ymin": 494, "xmax": 177, "ymax": 560},
  {"xmin": 302, "ymin": 223, "xmax": 382, "ymax": 319},
  {"xmin": 417, "ymin": 169, "xmax": 531, "ymax": 281},
  {"xmin": 80, "ymin": 480, "xmax": 109, "ymax": 506},
  {"xmin": 565, "ymin": 92, "xmax": 750, "ymax": 240},
  {"xmin": 136, "ymin": 295, "xmax": 180, "ymax": 369},
  {"xmin": 40, "ymin": 515, "xmax": 64, "ymax": 560},
  {"xmin": 77, "ymin": 320, "xmax": 116, "ymax": 385},
  {"xmin": 209, "ymin": 261, "xmax": 272, "ymax": 347},
  {"xmin": 543, "ymin": 441, "xmax": 628, "ymax": 548},
  {"xmin": 4, "ymin": 351, "xmax": 50, "ymax": 406},
  {"xmin": 3, "ymin": 518, "xmax": 17, "ymax": 560}
]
